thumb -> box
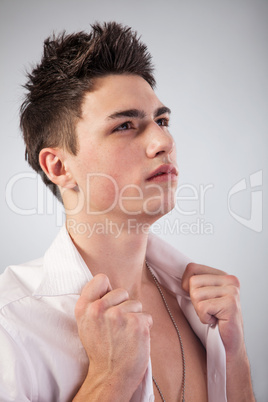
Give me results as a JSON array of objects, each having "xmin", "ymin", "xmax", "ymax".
[{"xmin": 81, "ymin": 273, "xmax": 113, "ymax": 302}]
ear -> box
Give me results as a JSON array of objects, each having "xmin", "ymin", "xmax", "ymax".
[{"xmin": 39, "ymin": 148, "xmax": 77, "ymax": 189}]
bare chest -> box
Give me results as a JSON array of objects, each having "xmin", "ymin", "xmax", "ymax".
[{"xmin": 141, "ymin": 283, "xmax": 208, "ymax": 402}]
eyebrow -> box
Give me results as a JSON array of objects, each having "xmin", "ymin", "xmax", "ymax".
[
  {"xmin": 106, "ymin": 106, "xmax": 171, "ymax": 120},
  {"xmin": 154, "ymin": 106, "xmax": 171, "ymax": 118}
]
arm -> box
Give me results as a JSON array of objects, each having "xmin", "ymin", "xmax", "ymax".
[
  {"xmin": 73, "ymin": 274, "xmax": 152, "ymax": 402},
  {"xmin": 182, "ymin": 263, "xmax": 255, "ymax": 402}
]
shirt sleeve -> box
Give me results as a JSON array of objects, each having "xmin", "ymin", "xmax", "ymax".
[{"xmin": 0, "ymin": 317, "xmax": 37, "ymax": 402}]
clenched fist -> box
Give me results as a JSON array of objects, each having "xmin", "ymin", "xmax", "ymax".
[
  {"xmin": 73, "ymin": 274, "xmax": 153, "ymax": 402},
  {"xmin": 182, "ymin": 263, "xmax": 243, "ymax": 357},
  {"xmin": 182, "ymin": 263, "xmax": 255, "ymax": 402}
]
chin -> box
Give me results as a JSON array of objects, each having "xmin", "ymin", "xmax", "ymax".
[{"xmin": 141, "ymin": 197, "xmax": 176, "ymax": 222}]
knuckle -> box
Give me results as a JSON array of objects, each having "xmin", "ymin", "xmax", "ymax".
[
  {"xmin": 141, "ymin": 323, "xmax": 151, "ymax": 337},
  {"xmin": 117, "ymin": 288, "xmax": 129, "ymax": 300},
  {"xmin": 231, "ymin": 284, "xmax": 240, "ymax": 298},
  {"xmin": 228, "ymin": 275, "xmax": 240, "ymax": 288},
  {"xmin": 195, "ymin": 301, "xmax": 213, "ymax": 325},
  {"xmin": 106, "ymin": 306, "xmax": 124, "ymax": 325},
  {"xmin": 95, "ymin": 273, "xmax": 109, "ymax": 283},
  {"xmin": 189, "ymin": 274, "xmax": 198, "ymax": 290},
  {"xmin": 88, "ymin": 299, "xmax": 106, "ymax": 318},
  {"xmin": 195, "ymin": 304, "xmax": 206, "ymax": 323},
  {"xmin": 128, "ymin": 312, "xmax": 140, "ymax": 327},
  {"xmin": 74, "ymin": 299, "xmax": 84, "ymax": 319},
  {"xmin": 227, "ymin": 292, "xmax": 240, "ymax": 310},
  {"xmin": 128, "ymin": 313, "xmax": 148, "ymax": 334},
  {"xmin": 75, "ymin": 296, "xmax": 89, "ymax": 319},
  {"xmin": 199, "ymin": 315, "xmax": 208, "ymax": 325},
  {"xmin": 146, "ymin": 313, "xmax": 153, "ymax": 329},
  {"xmin": 196, "ymin": 300, "xmax": 204, "ymax": 314},
  {"xmin": 186, "ymin": 263, "xmax": 198, "ymax": 276},
  {"xmin": 134, "ymin": 300, "xmax": 143, "ymax": 311},
  {"xmin": 190, "ymin": 287, "xmax": 199, "ymax": 301}
]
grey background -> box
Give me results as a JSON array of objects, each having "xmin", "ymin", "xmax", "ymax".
[{"xmin": 1, "ymin": 0, "xmax": 267, "ymax": 399}]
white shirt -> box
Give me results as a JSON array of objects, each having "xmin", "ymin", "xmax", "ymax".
[{"xmin": 0, "ymin": 226, "xmax": 227, "ymax": 401}]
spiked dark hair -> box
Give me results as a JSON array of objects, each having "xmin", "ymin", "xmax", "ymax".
[{"xmin": 20, "ymin": 22, "xmax": 155, "ymax": 199}]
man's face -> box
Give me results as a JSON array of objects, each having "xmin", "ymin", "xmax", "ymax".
[{"xmin": 65, "ymin": 74, "xmax": 178, "ymax": 221}]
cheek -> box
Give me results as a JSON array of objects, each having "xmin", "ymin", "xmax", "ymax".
[
  {"xmin": 95, "ymin": 175, "xmax": 119, "ymax": 213},
  {"xmin": 69, "ymin": 150, "xmax": 119, "ymax": 213},
  {"xmin": 77, "ymin": 161, "xmax": 137, "ymax": 215},
  {"xmin": 81, "ymin": 173, "xmax": 119, "ymax": 214},
  {"xmin": 74, "ymin": 143, "xmax": 144, "ymax": 213}
]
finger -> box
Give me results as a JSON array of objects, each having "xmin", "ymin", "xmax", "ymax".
[
  {"xmin": 194, "ymin": 298, "xmax": 220, "ymax": 326},
  {"xmin": 189, "ymin": 274, "xmax": 240, "ymax": 292},
  {"xmin": 139, "ymin": 312, "xmax": 153, "ymax": 330},
  {"xmin": 128, "ymin": 311, "xmax": 153, "ymax": 331},
  {"xmin": 75, "ymin": 275, "xmax": 112, "ymax": 320},
  {"xmin": 190, "ymin": 283, "xmax": 239, "ymax": 304},
  {"xmin": 194, "ymin": 294, "xmax": 239, "ymax": 326},
  {"xmin": 190, "ymin": 286, "xmax": 232, "ymax": 304},
  {"xmin": 182, "ymin": 262, "xmax": 227, "ymax": 293},
  {"xmin": 101, "ymin": 288, "xmax": 131, "ymax": 309},
  {"xmin": 104, "ymin": 300, "xmax": 144, "ymax": 325},
  {"xmin": 80, "ymin": 274, "xmax": 112, "ymax": 302},
  {"xmin": 109, "ymin": 299, "xmax": 143, "ymax": 315}
]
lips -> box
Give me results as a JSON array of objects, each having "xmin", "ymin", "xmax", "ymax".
[{"xmin": 146, "ymin": 164, "xmax": 178, "ymax": 182}]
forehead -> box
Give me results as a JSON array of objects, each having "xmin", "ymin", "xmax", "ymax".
[{"xmin": 80, "ymin": 74, "xmax": 163, "ymax": 120}]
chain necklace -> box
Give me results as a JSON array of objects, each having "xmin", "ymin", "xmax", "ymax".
[{"xmin": 146, "ymin": 261, "xmax": 186, "ymax": 402}]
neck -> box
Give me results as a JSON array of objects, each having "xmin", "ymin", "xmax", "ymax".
[{"xmin": 66, "ymin": 214, "xmax": 151, "ymax": 297}]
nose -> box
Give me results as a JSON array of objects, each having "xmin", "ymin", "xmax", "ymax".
[{"xmin": 146, "ymin": 123, "xmax": 175, "ymax": 159}]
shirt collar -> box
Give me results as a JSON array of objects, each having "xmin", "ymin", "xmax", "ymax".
[
  {"xmin": 33, "ymin": 226, "xmax": 225, "ymax": 398},
  {"xmin": 33, "ymin": 226, "xmax": 192, "ymax": 298},
  {"xmin": 33, "ymin": 226, "xmax": 92, "ymax": 296}
]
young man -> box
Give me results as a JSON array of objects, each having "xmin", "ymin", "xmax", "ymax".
[{"xmin": 0, "ymin": 22, "xmax": 254, "ymax": 401}]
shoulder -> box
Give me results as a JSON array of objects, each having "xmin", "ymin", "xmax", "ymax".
[
  {"xmin": 0, "ymin": 260, "xmax": 43, "ymax": 401},
  {"xmin": 0, "ymin": 258, "xmax": 44, "ymax": 310}
]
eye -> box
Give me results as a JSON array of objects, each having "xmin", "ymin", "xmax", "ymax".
[
  {"xmin": 156, "ymin": 117, "xmax": 169, "ymax": 127},
  {"xmin": 113, "ymin": 121, "xmax": 133, "ymax": 132}
]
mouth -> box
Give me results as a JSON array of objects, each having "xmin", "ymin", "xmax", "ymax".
[{"xmin": 146, "ymin": 164, "xmax": 178, "ymax": 182}]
